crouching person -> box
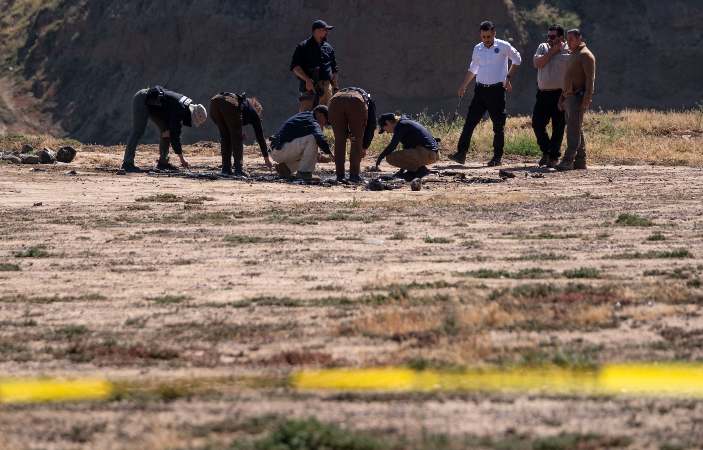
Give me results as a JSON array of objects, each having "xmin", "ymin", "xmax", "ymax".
[
  {"xmin": 209, "ymin": 92, "xmax": 272, "ymax": 176},
  {"xmin": 269, "ymin": 105, "xmax": 332, "ymax": 181},
  {"xmin": 328, "ymin": 87, "xmax": 377, "ymax": 183},
  {"xmin": 374, "ymin": 113, "xmax": 439, "ymax": 180},
  {"xmin": 122, "ymin": 86, "xmax": 207, "ymax": 173}
]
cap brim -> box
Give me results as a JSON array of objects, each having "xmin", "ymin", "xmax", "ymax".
[{"xmin": 325, "ymin": 25, "xmax": 335, "ymax": 30}]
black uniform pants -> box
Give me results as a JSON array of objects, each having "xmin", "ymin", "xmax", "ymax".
[
  {"xmin": 457, "ymin": 84, "xmax": 506, "ymax": 160},
  {"xmin": 532, "ymin": 89, "xmax": 565, "ymax": 159}
]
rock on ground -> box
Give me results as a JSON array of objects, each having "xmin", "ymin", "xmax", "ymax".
[
  {"xmin": 20, "ymin": 154, "xmax": 40, "ymax": 164},
  {"xmin": 37, "ymin": 148, "xmax": 56, "ymax": 164},
  {"xmin": 56, "ymin": 146, "xmax": 77, "ymax": 163}
]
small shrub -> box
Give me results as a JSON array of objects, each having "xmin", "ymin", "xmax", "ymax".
[
  {"xmin": 424, "ymin": 236, "xmax": 454, "ymax": 244},
  {"xmin": 234, "ymin": 418, "xmax": 385, "ymax": 450},
  {"xmin": 609, "ymin": 249, "xmax": 693, "ymax": 260},
  {"xmin": 615, "ymin": 213, "xmax": 653, "ymax": 227},
  {"xmin": 14, "ymin": 245, "xmax": 50, "ymax": 258},
  {"xmin": 504, "ymin": 133, "xmax": 541, "ymax": 157},
  {"xmin": 224, "ymin": 235, "xmax": 287, "ymax": 245},
  {"xmin": 148, "ymin": 295, "xmax": 190, "ymax": 305},
  {"xmin": 135, "ymin": 193, "xmax": 182, "ymax": 203},
  {"xmin": 647, "ymin": 232, "xmax": 666, "ymax": 241},
  {"xmin": 0, "ymin": 263, "xmax": 21, "ymax": 271},
  {"xmin": 389, "ymin": 232, "xmax": 408, "ymax": 241},
  {"xmin": 563, "ymin": 267, "xmax": 601, "ymax": 279}
]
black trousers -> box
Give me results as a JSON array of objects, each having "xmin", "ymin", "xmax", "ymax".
[
  {"xmin": 457, "ymin": 84, "xmax": 506, "ymax": 160},
  {"xmin": 532, "ymin": 89, "xmax": 565, "ymax": 159}
]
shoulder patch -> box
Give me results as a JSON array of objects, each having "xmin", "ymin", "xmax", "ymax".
[{"xmin": 495, "ymin": 47, "xmax": 500, "ymax": 54}]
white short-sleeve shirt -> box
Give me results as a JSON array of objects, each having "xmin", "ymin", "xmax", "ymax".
[{"xmin": 468, "ymin": 38, "xmax": 522, "ymax": 85}]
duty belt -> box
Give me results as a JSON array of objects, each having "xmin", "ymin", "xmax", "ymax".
[{"xmin": 476, "ymin": 82, "xmax": 504, "ymax": 88}]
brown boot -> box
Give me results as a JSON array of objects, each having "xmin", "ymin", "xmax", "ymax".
[
  {"xmin": 275, "ymin": 163, "xmax": 292, "ymax": 178},
  {"xmin": 556, "ymin": 159, "xmax": 575, "ymax": 171}
]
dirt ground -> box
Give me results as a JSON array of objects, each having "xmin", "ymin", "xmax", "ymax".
[{"xmin": 1, "ymin": 144, "xmax": 703, "ymax": 450}]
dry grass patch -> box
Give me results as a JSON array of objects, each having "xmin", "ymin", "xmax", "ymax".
[
  {"xmin": 366, "ymin": 110, "xmax": 703, "ymax": 166},
  {"xmin": 346, "ymin": 303, "xmax": 517, "ymax": 342}
]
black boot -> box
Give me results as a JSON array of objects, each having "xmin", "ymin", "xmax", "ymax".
[
  {"xmin": 233, "ymin": 165, "xmax": 249, "ymax": 177},
  {"xmin": 156, "ymin": 160, "xmax": 180, "ymax": 171},
  {"xmin": 415, "ymin": 166, "xmax": 430, "ymax": 179},
  {"xmin": 486, "ymin": 158, "xmax": 502, "ymax": 167},
  {"xmin": 392, "ymin": 169, "xmax": 407, "ymax": 179},
  {"xmin": 402, "ymin": 170, "xmax": 418, "ymax": 182},
  {"xmin": 121, "ymin": 162, "xmax": 144, "ymax": 173},
  {"xmin": 349, "ymin": 174, "xmax": 364, "ymax": 184},
  {"xmin": 448, "ymin": 152, "xmax": 467, "ymax": 165}
]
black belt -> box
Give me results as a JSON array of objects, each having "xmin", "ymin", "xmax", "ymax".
[
  {"xmin": 538, "ymin": 88, "xmax": 562, "ymax": 93},
  {"xmin": 476, "ymin": 82, "xmax": 504, "ymax": 88}
]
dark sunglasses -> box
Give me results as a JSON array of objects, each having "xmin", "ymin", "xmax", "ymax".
[{"xmin": 547, "ymin": 34, "xmax": 558, "ymax": 39}]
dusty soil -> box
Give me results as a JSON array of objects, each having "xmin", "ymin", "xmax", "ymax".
[{"xmin": 1, "ymin": 144, "xmax": 703, "ymax": 449}]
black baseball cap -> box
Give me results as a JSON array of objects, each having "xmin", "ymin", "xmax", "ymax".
[
  {"xmin": 377, "ymin": 113, "xmax": 397, "ymax": 133},
  {"xmin": 312, "ymin": 20, "xmax": 334, "ymax": 31}
]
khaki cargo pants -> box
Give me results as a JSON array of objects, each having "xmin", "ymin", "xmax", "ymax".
[
  {"xmin": 386, "ymin": 146, "xmax": 439, "ymax": 171},
  {"xmin": 299, "ymin": 80, "xmax": 334, "ymax": 112},
  {"xmin": 270, "ymin": 135, "xmax": 319, "ymax": 174},
  {"xmin": 328, "ymin": 90, "xmax": 367, "ymax": 179}
]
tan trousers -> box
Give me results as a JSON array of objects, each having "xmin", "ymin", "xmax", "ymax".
[
  {"xmin": 299, "ymin": 80, "xmax": 334, "ymax": 112},
  {"xmin": 328, "ymin": 91, "xmax": 367, "ymax": 179},
  {"xmin": 386, "ymin": 146, "xmax": 439, "ymax": 171},
  {"xmin": 562, "ymin": 93, "xmax": 587, "ymax": 166},
  {"xmin": 270, "ymin": 135, "xmax": 319, "ymax": 174}
]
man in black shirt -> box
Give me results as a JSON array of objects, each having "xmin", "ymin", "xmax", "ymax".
[
  {"xmin": 375, "ymin": 114, "xmax": 439, "ymax": 180},
  {"xmin": 290, "ymin": 20, "xmax": 339, "ymax": 112},
  {"xmin": 209, "ymin": 92, "xmax": 272, "ymax": 176},
  {"xmin": 122, "ymin": 86, "xmax": 207, "ymax": 173},
  {"xmin": 270, "ymin": 105, "xmax": 332, "ymax": 181}
]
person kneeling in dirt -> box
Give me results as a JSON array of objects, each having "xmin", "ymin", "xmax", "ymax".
[
  {"xmin": 269, "ymin": 105, "xmax": 332, "ymax": 181},
  {"xmin": 121, "ymin": 86, "xmax": 207, "ymax": 173},
  {"xmin": 374, "ymin": 113, "xmax": 439, "ymax": 180},
  {"xmin": 328, "ymin": 87, "xmax": 377, "ymax": 183},
  {"xmin": 209, "ymin": 92, "xmax": 272, "ymax": 176}
]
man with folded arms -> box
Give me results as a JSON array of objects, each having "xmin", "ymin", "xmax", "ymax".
[{"xmin": 532, "ymin": 25, "xmax": 570, "ymax": 168}]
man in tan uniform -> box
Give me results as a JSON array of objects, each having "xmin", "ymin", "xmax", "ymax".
[
  {"xmin": 328, "ymin": 87, "xmax": 376, "ymax": 183},
  {"xmin": 557, "ymin": 29, "xmax": 596, "ymax": 171}
]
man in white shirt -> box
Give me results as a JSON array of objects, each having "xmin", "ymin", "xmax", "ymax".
[
  {"xmin": 449, "ymin": 20, "xmax": 522, "ymax": 167},
  {"xmin": 532, "ymin": 24, "xmax": 571, "ymax": 168}
]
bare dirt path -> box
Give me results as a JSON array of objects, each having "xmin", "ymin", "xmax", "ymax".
[{"xmin": 0, "ymin": 147, "xmax": 702, "ymax": 449}]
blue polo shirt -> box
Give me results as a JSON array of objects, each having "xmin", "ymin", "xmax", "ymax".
[{"xmin": 271, "ymin": 112, "xmax": 331, "ymax": 155}]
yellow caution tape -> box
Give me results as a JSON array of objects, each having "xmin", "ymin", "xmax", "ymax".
[
  {"xmin": 293, "ymin": 364, "xmax": 703, "ymax": 397},
  {"xmin": 0, "ymin": 379, "xmax": 113, "ymax": 404}
]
